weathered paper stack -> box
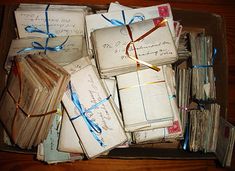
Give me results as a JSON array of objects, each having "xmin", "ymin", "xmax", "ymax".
[
  {"xmin": 0, "ymin": 54, "xmax": 70, "ymax": 149},
  {"xmin": 190, "ymin": 33, "xmax": 216, "ymax": 100}
]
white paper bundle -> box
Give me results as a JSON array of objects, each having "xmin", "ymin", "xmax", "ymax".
[
  {"xmin": 133, "ymin": 65, "xmax": 182, "ymax": 143},
  {"xmin": 92, "ymin": 18, "xmax": 178, "ymax": 78},
  {"xmin": 117, "ymin": 66, "xmax": 174, "ymax": 132},
  {"xmin": 62, "ymin": 57, "xmax": 127, "ymax": 158},
  {"xmin": 5, "ymin": 36, "xmax": 85, "ymax": 71},
  {"xmin": 15, "ymin": 4, "xmax": 89, "ymax": 38}
]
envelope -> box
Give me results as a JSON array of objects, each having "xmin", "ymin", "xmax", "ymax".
[
  {"xmin": 108, "ymin": 2, "xmax": 132, "ymax": 12},
  {"xmin": 58, "ymin": 109, "xmax": 83, "ymax": 154}
]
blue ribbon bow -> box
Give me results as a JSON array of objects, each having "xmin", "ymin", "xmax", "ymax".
[
  {"xmin": 17, "ymin": 36, "xmax": 69, "ymax": 53},
  {"xmin": 25, "ymin": 25, "xmax": 56, "ymax": 38},
  {"xmin": 18, "ymin": 4, "xmax": 68, "ymax": 54},
  {"xmin": 101, "ymin": 10, "xmax": 145, "ymax": 26},
  {"xmin": 68, "ymin": 81, "xmax": 111, "ymax": 147}
]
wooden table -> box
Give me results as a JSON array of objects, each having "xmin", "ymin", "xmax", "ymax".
[{"xmin": 0, "ymin": 0, "xmax": 234, "ymax": 170}]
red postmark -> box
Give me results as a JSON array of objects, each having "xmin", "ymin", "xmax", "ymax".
[
  {"xmin": 153, "ymin": 18, "xmax": 166, "ymax": 27},
  {"xmin": 168, "ymin": 121, "xmax": 181, "ymax": 134},
  {"xmin": 158, "ymin": 6, "xmax": 169, "ymax": 17}
]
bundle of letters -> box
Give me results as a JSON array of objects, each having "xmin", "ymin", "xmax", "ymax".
[
  {"xmin": 0, "ymin": 54, "xmax": 70, "ymax": 149},
  {"xmin": 0, "ymin": 2, "xmax": 234, "ymax": 166}
]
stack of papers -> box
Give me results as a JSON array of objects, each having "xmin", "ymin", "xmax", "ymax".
[
  {"xmin": 189, "ymin": 103, "xmax": 220, "ymax": 152},
  {"xmin": 133, "ymin": 65, "xmax": 182, "ymax": 143},
  {"xmin": 0, "ymin": 54, "xmax": 70, "ymax": 149},
  {"xmin": 5, "ymin": 36, "xmax": 87, "ymax": 71},
  {"xmin": 37, "ymin": 105, "xmax": 83, "ymax": 164},
  {"xmin": 4, "ymin": 4, "xmax": 91, "ymax": 72},
  {"xmin": 117, "ymin": 66, "xmax": 174, "ymax": 132},
  {"xmin": 61, "ymin": 57, "xmax": 127, "ymax": 158},
  {"xmin": 15, "ymin": 4, "xmax": 90, "ymax": 38},
  {"xmin": 190, "ymin": 33, "xmax": 216, "ymax": 100},
  {"xmin": 0, "ymin": 2, "xmax": 233, "ymax": 167},
  {"xmin": 92, "ymin": 18, "xmax": 178, "ymax": 78},
  {"xmin": 86, "ymin": 3, "xmax": 175, "ymax": 53}
]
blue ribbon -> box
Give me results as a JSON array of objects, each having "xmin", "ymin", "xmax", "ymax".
[
  {"xmin": 18, "ymin": 4, "xmax": 68, "ymax": 54},
  {"xmin": 101, "ymin": 10, "xmax": 145, "ymax": 26},
  {"xmin": 17, "ymin": 36, "xmax": 69, "ymax": 53},
  {"xmin": 68, "ymin": 81, "xmax": 111, "ymax": 147},
  {"xmin": 182, "ymin": 121, "xmax": 189, "ymax": 151},
  {"xmin": 25, "ymin": 25, "xmax": 56, "ymax": 38},
  {"xmin": 169, "ymin": 94, "xmax": 176, "ymax": 100},
  {"xmin": 192, "ymin": 48, "xmax": 217, "ymax": 68}
]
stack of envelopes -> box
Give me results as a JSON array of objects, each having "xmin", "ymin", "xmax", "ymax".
[
  {"xmin": 3, "ymin": 4, "xmax": 91, "ymax": 72},
  {"xmin": 0, "ymin": 54, "xmax": 70, "ymax": 149},
  {"xmin": 189, "ymin": 103, "xmax": 220, "ymax": 152},
  {"xmin": 87, "ymin": 3, "xmax": 183, "ymax": 78},
  {"xmin": 15, "ymin": 4, "xmax": 90, "ymax": 38},
  {"xmin": 86, "ymin": 3, "xmax": 183, "ymax": 144},
  {"xmin": 5, "ymin": 36, "xmax": 88, "ymax": 72},
  {"xmin": 61, "ymin": 57, "xmax": 127, "ymax": 158},
  {"xmin": 92, "ymin": 18, "xmax": 178, "ymax": 78},
  {"xmin": 190, "ymin": 33, "xmax": 216, "ymax": 100},
  {"xmin": 131, "ymin": 65, "xmax": 182, "ymax": 143}
]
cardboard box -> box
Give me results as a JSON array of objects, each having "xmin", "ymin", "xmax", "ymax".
[{"xmin": 0, "ymin": 4, "xmax": 229, "ymax": 161}]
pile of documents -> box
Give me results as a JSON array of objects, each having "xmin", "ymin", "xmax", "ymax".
[
  {"xmin": 0, "ymin": 54, "xmax": 70, "ymax": 149},
  {"xmin": 176, "ymin": 63, "xmax": 191, "ymax": 132},
  {"xmin": 5, "ymin": 3, "xmax": 90, "ymax": 72},
  {"xmin": 189, "ymin": 103, "xmax": 220, "ymax": 152},
  {"xmin": 0, "ymin": 2, "xmax": 234, "ymax": 166}
]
